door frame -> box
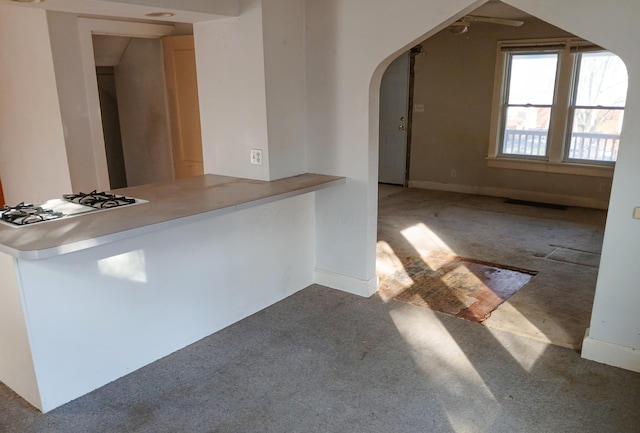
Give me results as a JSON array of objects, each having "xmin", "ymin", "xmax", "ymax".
[
  {"xmin": 378, "ymin": 46, "xmax": 420, "ymax": 187},
  {"xmin": 404, "ymin": 45, "xmax": 422, "ymax": 186},
  {"xmin": 77, "ymin": 19, "xmax": 174, "ymax": 191},
  {"xmin": 379, "ymin": 51, "xmax": 410, "ymax": 185}
]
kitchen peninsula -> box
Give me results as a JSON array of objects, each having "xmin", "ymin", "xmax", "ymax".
[{"xmin": 0, "ymin": 173, "xmax": 345, "ymax": 412}]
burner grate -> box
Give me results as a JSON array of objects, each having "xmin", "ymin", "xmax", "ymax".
[
  {"xmin": 1, "ymin": 202, "xmax": 64, "ymax": 226},
  {"xmin": 63, "ymin": 190, "xmax": 136, "ymax": 209}
]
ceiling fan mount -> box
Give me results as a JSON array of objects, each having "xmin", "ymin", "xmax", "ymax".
[{"xmin": 449, "ymin": 15, "xmax": 524, "ymax": 35}]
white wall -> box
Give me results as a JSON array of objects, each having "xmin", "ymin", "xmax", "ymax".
[
  {"xmin": 261, "ymin": 0, "xmax": 307, "ymax": 179},
  {"xmin": 306, "ymin": 0, "xmax": 482, "ymax": 295},
  {"xmin": 194, "ymin": 0, "xmax": 271, "ymax": 180},
  {"xmin": 0, "ymin": 253, "xmax": 41, "ymax": 410},
  {"xmin": 194, "ymin": 0, "xmax": 307, "ymax": 181},
  {"xmin": 305, "ymin": 0, "xmax": 640, "ymax": 371},
  {"xmin": 116, "ymin": 38, "xmax": 175, "ymax": 186},
  {"xmin": 2, "ymin": 0, "xmax": 639, "ymax": 374},
  {"xmin": 503, "ymin": 0, "xmax": 640, "ymax": 371},
  {"xmin": 0, "ymin": 5, "xmax": 72, "ymax": 203},
  {"xmin": 40, "ymin": 14, "xmax": 180, "ymax": 194},
  {"xmin": 47, "ymin": 11, "xmax": 103, "ymax": 194}
]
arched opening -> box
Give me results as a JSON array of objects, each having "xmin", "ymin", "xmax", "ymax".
[{"xmin": 374, "ymin": 1, "xmax": 628, "ymax": 350}]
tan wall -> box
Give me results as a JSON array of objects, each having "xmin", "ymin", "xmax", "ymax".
[{"xmin": 408, "ymin": 18, "xmax": 614, "ymax": 207}]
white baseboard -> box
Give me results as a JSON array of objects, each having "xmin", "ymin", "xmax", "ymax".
[
  {"xmin": 582, "ymin": 328, "xmax": 640, "ymax": 373},
  {"xmin": 314, "ymin": 268, "xmax": 378, "ymax": 297},
  {"xmin": 408, "ymin": 180, "xmax": 609, "ymax": 210}
]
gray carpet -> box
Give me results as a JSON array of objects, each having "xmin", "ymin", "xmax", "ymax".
[{"xmin": 1, "ymin": 285, "xmax": 639, "ymax": 432}]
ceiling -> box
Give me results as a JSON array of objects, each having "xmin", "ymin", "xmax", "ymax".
[
  {"xmin": 0, "ymin": 0, "xmax": 238, "ymax": 23},
  {"xmin": 2, "ymin": 0, "xmax": 532, "ymax": 25},
  {"xmin": 471, "ymin": 1, "xmax": 532, "ymax": 20}
]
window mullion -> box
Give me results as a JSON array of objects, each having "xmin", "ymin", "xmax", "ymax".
[{"xmin": 547, "ymin": 47, "xmax": 575, "ymax": 163}]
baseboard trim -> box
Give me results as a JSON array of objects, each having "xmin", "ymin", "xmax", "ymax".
[
  {"xmin": 582, "ymin": 328, "xmax": 640, "ymax": 373},
  {"xmin": 314, "ymin": 268, "xmax": 378, "ymax": 297},
  {"xmin": 407, "ymin": 180, "xmax": 609, "ymax": 210}
]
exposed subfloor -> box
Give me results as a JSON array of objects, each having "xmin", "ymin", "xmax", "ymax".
[
  {"xmin": 377, "ymin": 185, "xmax": 607, "ymax": 349},
  {"xmin": 1, "ymin": 285, "xmax": 639, "ymax": 432}
]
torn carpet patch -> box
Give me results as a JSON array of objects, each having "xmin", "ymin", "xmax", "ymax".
[{"xmin": 378, "ymin": 252, "xmax": 536, "ymax": 323}]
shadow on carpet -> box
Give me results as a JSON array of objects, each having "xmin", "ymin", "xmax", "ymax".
[{"xmin": 378, "ymin": 251, "xmax": 537, "ymax": 323}]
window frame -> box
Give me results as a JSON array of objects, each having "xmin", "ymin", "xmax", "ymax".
[
  {"xmin": 564, "ymin": 51, "xmax": 626, "ymax": 164},
  {"xmin": 498, "ymin": 50, "xmax": 560, "ymax": 160},
  {"xmin": 487, "ymin": 38, "xmax": 622, "ymax": 178}
]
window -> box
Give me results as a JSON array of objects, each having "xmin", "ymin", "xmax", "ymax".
[
  {"xmin": 566, "ymin": 52, "xmax": 627, "ymax": 162},
  {"xmin": 502, "ymin": 52, "xmax": 557, "ymax": 158},
  {"xmin": 488, "ymin": 39, "xmax": 628, "ymax": 177}
]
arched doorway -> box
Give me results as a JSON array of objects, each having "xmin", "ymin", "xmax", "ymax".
[{"xmin": 376, "ymin": 2, "xmax": 632, "ymax": 348}]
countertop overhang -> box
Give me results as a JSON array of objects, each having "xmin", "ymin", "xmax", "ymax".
[{"xmin": 0, "ymin": 173, "xmax": 345, "ymax": 260}]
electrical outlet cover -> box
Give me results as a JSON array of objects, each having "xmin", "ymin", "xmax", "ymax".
[{"xmin": 250, "ymin": 149, "xmax": 263, "ymax": 165}]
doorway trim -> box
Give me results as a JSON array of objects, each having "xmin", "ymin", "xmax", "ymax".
[
  {"xmin": 367, "ymin": 0, "xmax": 640, "ymax": 371},
  {"xmin": 77, "ymin": 18, "xmax": 174, "ymax": 191},
  {"xmin": 404, "ymin": 44, "xmax": 422, "ymax": 186},
  {"xmin": 378, "ymin": 51, "xmax": 410, "ymax": 186}
]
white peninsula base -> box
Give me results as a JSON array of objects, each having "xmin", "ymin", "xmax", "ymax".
[{"xmin": 0, "ymin": 174, "xmax": 344, "ymax": 412}]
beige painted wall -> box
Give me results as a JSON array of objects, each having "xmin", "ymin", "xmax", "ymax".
[{"xmin": 409, "ymin": 18, "xmax": 613, "ymax": 208}]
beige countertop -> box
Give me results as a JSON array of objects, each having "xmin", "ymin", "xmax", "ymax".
[{"xmin": 0, "ymin": 173, "xmax": 345, "ymax": 260}]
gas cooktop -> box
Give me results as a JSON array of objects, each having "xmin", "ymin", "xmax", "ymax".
[{"xmin": 0, "ymin": 190, "xmax": 146, "ymax": 227}]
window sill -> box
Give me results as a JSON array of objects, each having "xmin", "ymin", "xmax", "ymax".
[{"xmin": 486, "ymin": 157, "xmax": 614, "ymax": 178}]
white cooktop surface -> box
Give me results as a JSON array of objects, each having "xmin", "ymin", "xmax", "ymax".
[{"xmin": 0, "ymin": 198, "xmax": 147, "ymax": 228}]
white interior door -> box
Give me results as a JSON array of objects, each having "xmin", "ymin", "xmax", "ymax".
[{"xmin": 379, "ymin": 52, "xmax": 410, "ymax": 185}]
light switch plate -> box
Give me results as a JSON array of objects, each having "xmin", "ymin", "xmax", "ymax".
[{"xmin": 634, "ymin": 207, "xmax": 640, "ymax": 219}]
